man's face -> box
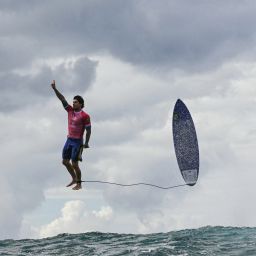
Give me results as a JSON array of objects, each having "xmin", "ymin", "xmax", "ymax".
[{"xmin": 73, "ymin": 99, "xmax": 82, "ymax": 110}]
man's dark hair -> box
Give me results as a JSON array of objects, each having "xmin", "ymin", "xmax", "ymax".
[{"xmin": 74, "ymin": 95, "xmax": 84, "ymax": 108}]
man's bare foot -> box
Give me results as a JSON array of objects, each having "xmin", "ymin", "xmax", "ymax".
[
  {"xmin": 66, "ymin": 180, "xmax": 76, "ymax": 187},
  {"xmin": 72, "ymin": 183, "xmax": 82, "ymax": 190}
]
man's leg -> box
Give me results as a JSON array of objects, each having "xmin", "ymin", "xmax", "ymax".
[
  {"xmin": 71, "ymin": 160, "xmax": 82, "ymax": 190},
  {"xmin": 62, "ymin": 159, "xmax": 77, "ymax": 187}
]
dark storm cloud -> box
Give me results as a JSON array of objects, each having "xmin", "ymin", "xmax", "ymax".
[
  {"xmin": 1, "ymin": 1, "xmax": 256, "ymax": 72},
  {"xmin": 0, "ymin": 56, "xmax": 97, "ymax": 112}
]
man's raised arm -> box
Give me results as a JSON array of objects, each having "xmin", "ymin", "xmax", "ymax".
[{"xmin": 51, "ymin": 80, "xmax": 66, "ymax": 102}]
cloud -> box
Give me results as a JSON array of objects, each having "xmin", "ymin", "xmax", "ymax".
[
  {"xmin": 92, "ymin": 206, "xmax": 113, "ymax": 220},
  {"xmin": 1, "ymin": 1, "xmax": 256, "ymax": 72},
  {"xmin": 38, "ymin": 200, "xmax": 113, "ymax": 238},
  {"xmin": 0, "ymin": 56, "xmax": 97, "ymax": 112}
]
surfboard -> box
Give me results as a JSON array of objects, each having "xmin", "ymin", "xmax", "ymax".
[{"xmin": 172, "ymin": 99, "xmax": 199, "ymax": 186}]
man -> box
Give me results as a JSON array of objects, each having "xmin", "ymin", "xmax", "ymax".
[{"xmin": 51, "ymin": 80, "xmax": 91, "ymax": 190}]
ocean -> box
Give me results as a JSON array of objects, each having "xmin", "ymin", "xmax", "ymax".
[{"xmin": 0, "ymin": 226, "xmax": 255, "ymax": 255}]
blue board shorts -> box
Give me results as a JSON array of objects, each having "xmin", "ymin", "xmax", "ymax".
[{"xmin": 62, "ymin": 138, "xmax": 83, "ymax": 161}]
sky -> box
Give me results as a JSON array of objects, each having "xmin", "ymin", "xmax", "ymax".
[{"xmin": 1, "ymin": 0, "xmax": 256, "ymax": 239}]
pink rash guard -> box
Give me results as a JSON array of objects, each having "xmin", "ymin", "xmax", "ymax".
[{"xmin": 64, "ymin": 104, "xmax": 91, "ymax": 139}]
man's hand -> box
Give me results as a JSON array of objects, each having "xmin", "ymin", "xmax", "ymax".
[
  {"xmin": 83, "ymin": 143, "xmax": 89, "ymax": 148},
  {"xmin": 51, "ymin": 80, "xmax": 56, "ymax": 90},
  {"xmin": 51, "ymin": 80, "xmax": 66, "ymax": 101}
]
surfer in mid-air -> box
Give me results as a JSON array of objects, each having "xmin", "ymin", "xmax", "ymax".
[{"xmin": 51, "ymin": 80, "xmax": 91, "ymax": 190}]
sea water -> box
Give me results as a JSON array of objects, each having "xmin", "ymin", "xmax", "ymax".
[{"xmin": 0, "ymin": 226, "xmax": 255, "ymax": 255}]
